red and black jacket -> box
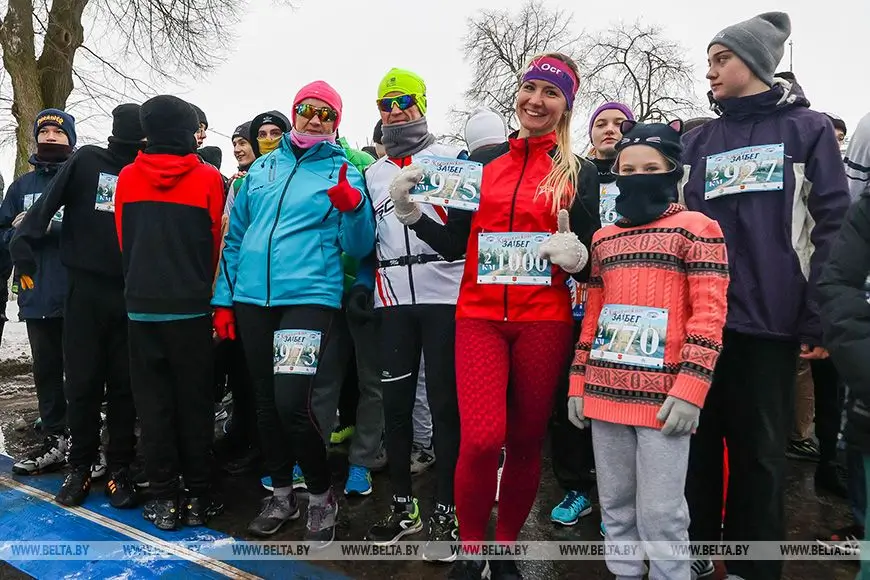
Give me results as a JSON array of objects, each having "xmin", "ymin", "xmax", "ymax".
[
  {"xmin": 411, "ymin": 132, "xmax": 600, "ymax": 322},
  {"xmin": 115, "ymin": 152, "xmax": 224, "ymax": 315}
]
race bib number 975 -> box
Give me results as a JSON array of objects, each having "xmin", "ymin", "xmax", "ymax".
[
  {"xmin": 589, "ymin": 304, "xmax": 668, "ymax": 369},
  {"xmin": 274, "ymin": 330, "xmax": 322, "ymax": 375},
  {"xmin": 704, "ymin": 144, "xmax": 785, "ymax": 200},
  {"xmin": 477, "ymin": 232, "xmax": 551, "ymax": 286},
  {"xmin": 409, "ymin": 156, "xmax": 482, "ymax": 211}
]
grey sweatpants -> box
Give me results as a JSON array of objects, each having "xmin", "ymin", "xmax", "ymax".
[
  {"xmin": 592, "ymin": 419, "xmax": 691, "ymax": 580},
  {"xmin": 412, "ymin": 353, "xmax": 432, "ymax": 447},
  {"xmin": 347, "ymin": 315, "xmax": 384, "ymax": 468}
]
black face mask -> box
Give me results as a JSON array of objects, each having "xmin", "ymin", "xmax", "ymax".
[
  {"xmin": 36, "ymin": 142, "xmax": 72, "ymax": 163},
  {"xmin": 614, "ymin": 172, "xmax": 679, "ymax": 227}
]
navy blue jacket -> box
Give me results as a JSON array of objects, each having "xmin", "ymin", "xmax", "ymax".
[
  {"xmin": 681, "ymin": 80, "xmax": 850, "ymax": 344},
  {"xmin": 0, "ymin": 156, "xmax": 67, "ymax": 319}
]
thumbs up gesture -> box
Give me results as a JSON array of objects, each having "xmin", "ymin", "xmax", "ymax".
[
  {"xmin": 327, "ymin": 163, "xmax": 364, "ymax": 213},
  {"xmin": 538, "ymin": 209, "xmax": 589, "ymax": 273}
]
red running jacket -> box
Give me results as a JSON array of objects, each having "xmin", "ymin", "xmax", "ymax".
[{"xmin": 412, "ymin": 132, "xmax": 600, "ymax": 322}]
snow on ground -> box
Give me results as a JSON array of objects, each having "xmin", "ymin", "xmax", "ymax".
[{"xmin": 1, "ymin": 300, "xmax": 31, "ymax": 362}]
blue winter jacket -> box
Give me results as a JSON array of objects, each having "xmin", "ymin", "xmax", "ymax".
[
  {"xmin": 680, "ymin": 80, "xmax": 850, "ymax": 345},
  {"xmin": 0, "ymin": 155, "xmax": 67, "ymax": 319},
  {"xmin": 213, "ymin": 135, "xmax": 376, "ymax": 309}
]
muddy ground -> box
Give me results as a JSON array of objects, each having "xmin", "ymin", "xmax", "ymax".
[{"xmin": 0, "ymin": 355, "xmax": 860, "ymax": 580}]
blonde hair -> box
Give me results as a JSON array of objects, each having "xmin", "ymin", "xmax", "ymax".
[{"xmin": 523, "ymin": 52, "xmax": 580, "ymax": 215}]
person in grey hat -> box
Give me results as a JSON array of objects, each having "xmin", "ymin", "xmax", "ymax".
[{"xmin": 680, "ymin": 11, "xmax": 851, "ymax": 580}]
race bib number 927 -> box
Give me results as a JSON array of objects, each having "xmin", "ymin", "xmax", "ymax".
[
  {"xmin": 589, "ymin": 304, "xmax": 668, "ymax": 369},
  {"xmin": 704, "ymin": 144, "xmax": 785, "ymax": 200}
]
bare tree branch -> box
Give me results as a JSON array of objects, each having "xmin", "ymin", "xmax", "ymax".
[{"xmin": 580, "ymin": 21, "xmax": 703, "ymax": 122}]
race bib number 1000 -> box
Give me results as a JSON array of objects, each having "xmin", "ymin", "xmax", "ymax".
[
  {"xmin": 477, "ymin": 232, "xmax": 551, "ymax": 286},
  {"xmin": 410, "ymin": 156, "xmax": 483, "ymax": 211},
  {"xmin": 273, "ymin": 330, "xmax": 322, "ymax": 375},
  {"xmin": 589, "ymin": 304, "xmax": 668, "ymax": 369},
  {"xmin": 704, "ymin": 144, "xmax": 785, "ymax": 200}
]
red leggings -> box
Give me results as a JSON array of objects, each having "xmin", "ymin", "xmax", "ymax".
[{"xmin": 454, "ymin": 318, "xmax": 573, "ymax": 544}]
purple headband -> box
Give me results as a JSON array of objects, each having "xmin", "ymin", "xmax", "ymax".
[
  {"xmin": 522, "ymin": 56, "xmax": 579, "ymax": 109},
  {"xmin": 588, "ymin": 102, "xmax": 635, "ymax": 138}
]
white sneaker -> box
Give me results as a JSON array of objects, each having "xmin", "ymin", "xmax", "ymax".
[
  {"xmin": 691, "ymin": 559, "xmax": 715, "ymax": 579},
  {"xmin": 91, "ymin": 450, "xmax": 107, "ymax": 479},
  {"xmin": 12, "ymin": 434, "xmax": 68, "ymax": 475},
  {"xmin": 410, "ymin": 442, "xmax": 436, "ymax": 476}
]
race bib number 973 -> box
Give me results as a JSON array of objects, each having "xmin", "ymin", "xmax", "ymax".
[
  {"xmin": 589, "ymin": 304, "xmax": 668, "ymax": 369},
  {"xmin": 273, "ymin": 330, "xmax": 322, "ymax": 375},
  {"xmin": 704, "ymin": 144, "xmax": 785, "ymax": 200},
  {"xmin": 477, "ymin": 232, "xmax": 551, "ymax": 286}
]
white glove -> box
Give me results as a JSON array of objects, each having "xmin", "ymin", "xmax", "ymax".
[
  {"xmin": 388, "ymin": 165, "xmax": 424, "ymax": 225},
  {"xmin": 539, "ymin": 209, "xmax": 588, "ymax": 273},
  {"xmin": 567, "ymin": 396, "xmax": 588, "ymax": 429},
  {"xmin": 656, "ymin": 396, "xmax": 701, "ymax": 436}
]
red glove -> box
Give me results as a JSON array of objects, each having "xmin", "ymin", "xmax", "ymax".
[
  {"xmin": 327, "ymin": 163, "xmax": 363, "ymax": 212},
  {"xmin": 213, "ymin": 307, "xmax": 236, "ymax": 341}
]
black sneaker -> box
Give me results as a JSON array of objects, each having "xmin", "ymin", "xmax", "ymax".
[
  {"xmin": 247, "ymin": 492, "xmax": 301, "ymax": 537},
  {"xmin": 786, "ymin": 438, "xmax": 820, "ymax": 461},
  {"xmin": 55, "ymin": 465, "xmax": 92, "ymax": 506},
  {"xmin": 448, "ymin": 558, "xmax": 490, "ymax": 580},
  {"xmin": 490, "ymin": 558, "xmax": 522, "ymax": 580},
  {"xmin": 422, "ymin": 505, "xmax": 459, "ymax": 563},
  {"xmin": 105, "ymin": 468, "xmax": 138, "ymax": 509},
  {"xmin": 691, "ymin": 558, "xmax": 715, "ymax": 578},
  {"xmin": 183, "ymin": 496, "xmax": 225, "ymax": 527},
  {"xmin": 13, "ymin": 434, "xmax": 68, "ymax": 475},
  {"xmin": 305, "ymin": 489, "xmax": 339, "ymax": 549},
  {"xmin": 815, "ymin": 462, "xmax": 849, "ymax": 499},
  {"xmin": 143, "ymin": 498, "xmax": 180, "ymax": 531},
  {"xmin": 365, "ymin": 496, "xmax": 423, "ymax": 545}
]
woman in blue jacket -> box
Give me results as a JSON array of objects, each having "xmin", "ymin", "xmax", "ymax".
[{"xmin": 212, "ymin": 81, "xmax": 375, "ymax": 546}]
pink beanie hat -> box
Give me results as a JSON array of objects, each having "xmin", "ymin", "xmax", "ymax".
[{"xmin": 292, "ymin": 81, "xmax": 343, "ymax": 131}]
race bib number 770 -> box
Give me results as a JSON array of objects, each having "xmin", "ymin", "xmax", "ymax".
[{"xmin": 589, "ymin": 305, "xmax": 668, "ymax": 369}]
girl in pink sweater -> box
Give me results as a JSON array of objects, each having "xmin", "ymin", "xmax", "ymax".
[{"xmin": 568, "ymin": 120, "xmax": 729, "ymax": 580}]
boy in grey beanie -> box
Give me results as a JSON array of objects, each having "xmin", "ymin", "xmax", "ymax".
[{"xmin": 708, "ymin": 11, "xmax": 791, "ymax": 87}]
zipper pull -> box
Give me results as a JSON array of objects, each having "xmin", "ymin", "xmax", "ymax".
[{"xmin": 269, "ymin": 158, "xmax": 276, "ymax": 182}]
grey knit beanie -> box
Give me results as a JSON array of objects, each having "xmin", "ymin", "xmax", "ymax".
[{"xmin": 709, "ymin": 12, "xmax": 791, "ymax": 86}]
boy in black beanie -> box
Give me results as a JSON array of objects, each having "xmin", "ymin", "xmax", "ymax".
[
  {"xmin": 114, "ymin": 95, "xmax": 224, "ymax": 530},
  {"xmin": 11, "ymin": 104, "xmax": 145, "ymax": 508}
]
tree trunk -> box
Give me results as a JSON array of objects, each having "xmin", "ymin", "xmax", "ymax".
[
  {"xmin": 1, "ymin": 0, "xmax": 41, "ymax": 177},
  {"xmin": 0, "ymin": 0, "xmax": 89, "ymax": 178}
]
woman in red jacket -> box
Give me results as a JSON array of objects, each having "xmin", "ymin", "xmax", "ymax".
[{"xmin": 389, "ymin": 52, "xmax": 599, "ymax": 579}]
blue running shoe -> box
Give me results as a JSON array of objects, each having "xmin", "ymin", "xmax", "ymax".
[
  {"xmin": 292, "ymin": 464, "xmax": 307, "ymax": 491},
  {"xmin": 550, "ymin": 491, "xmax": 592, "ymax": 526},
  {"xmin": 344, "ymin": 465, "xmax": 372, "ymax": 496},
  {"xmin": 600, "ymin": 521, "xmax": 606, "ymax": 538},
  {"xmin": 261, "ymin": 476, "xmax": 273, "ymax": 491}
]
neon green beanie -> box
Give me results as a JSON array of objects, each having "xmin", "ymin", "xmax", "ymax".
[{"xmin": 377, "ymin": 68, "xmax": 428, "ymax": 115}]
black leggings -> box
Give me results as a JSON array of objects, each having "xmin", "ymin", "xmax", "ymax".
[
  {"xmin": 235, "ymin": 303, "xmax": 342, "ymax": 494},
  {"xmin": 380, "ymin": 304, "xmax": 459, "ymax": 506}
]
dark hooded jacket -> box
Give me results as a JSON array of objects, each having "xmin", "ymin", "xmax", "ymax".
[
  {"xmin": 680, "ymin": 79, "xmax": 850, "ymax": 345},
  {"xmin": 0, "ymin": 155, "xmax": 67, "ymax": 318}
]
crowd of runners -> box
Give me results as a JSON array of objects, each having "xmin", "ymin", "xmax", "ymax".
[{"xmin": 1, "ymin": 9, "xmax": 869, "ymax": 580}]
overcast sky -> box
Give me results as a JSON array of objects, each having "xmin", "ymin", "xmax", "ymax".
[{"xmin": 2, "ymin": 0, "xmax": 868, "ymax": 182}]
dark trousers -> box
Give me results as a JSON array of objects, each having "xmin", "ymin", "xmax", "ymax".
[
  {"xmin": 235, "ymin": 303, "xmax": 342, "ymax": 494},
  {"xmin": 26, "ymin": 318, "xmax": 66, "ymax": 435},
  {"xmin": 381, "ymin": 304, "xmax": 459, "ymax": 505},
  {"xmin": 215, "ymin": 338, "xmax": 258, "ymax": 450},
  {"xmin": 337, "ymin": 352, "xmax": 360, "ymax": 429},
  {"xmin": 686, "ymin": 330, "xmax": 798, "ymax": 580},
  {"xmin": 550, "ymin": 322, "xmax": 595, "ymax": 494},
  {"xmin": 810, "ymin": 358, "xmax": 844, "ymax": 466},
  {"xmin": 128, "ymin": 317, "xmax": 214, "ymax": 498},
  {"xmin": 64, "ymin": 272, "xmax": 136, "ymax": 468}
]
